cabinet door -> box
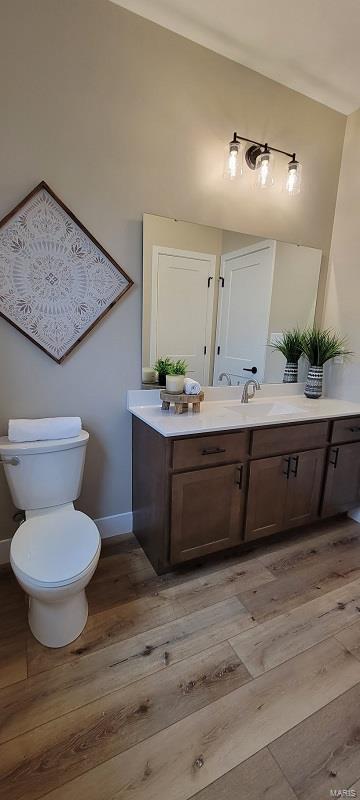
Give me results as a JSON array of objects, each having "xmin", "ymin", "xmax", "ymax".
[
  {"xmin": 170, "ymin": 463, "xmax": 246, "ymax": 564},
  {"xmin": 284, "ymin": 449, "xmax": 325, "ymax": 529},
  {"xmin": 245, "ymin": 455, "xmax": 289, "ymax": 540},
  {"xmin": 322, "ymin": 442, "xmax": 360, "ymax": 517}
]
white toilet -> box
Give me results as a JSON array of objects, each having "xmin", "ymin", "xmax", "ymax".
[{"xmin": 0, "ymin": 431, "xmax": 101, "ymax": 648}]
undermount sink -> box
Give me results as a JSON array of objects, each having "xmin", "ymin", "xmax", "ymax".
[{"xmin": 224, "ymin": 400, "xmax": 311, "ymax": 417}]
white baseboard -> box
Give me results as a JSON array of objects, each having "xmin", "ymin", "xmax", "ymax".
[
  {"xmin": 95, "ymin": 511, "xmax": 133, "ymax": 539},
  {"xmin": 0, "ymin": 510, "xmax": 133, "ymax": 565}
]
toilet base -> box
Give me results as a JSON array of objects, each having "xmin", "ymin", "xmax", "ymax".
[{"xmin": 28, "ymin": 589, "xmax": 88, "ymax": 648}]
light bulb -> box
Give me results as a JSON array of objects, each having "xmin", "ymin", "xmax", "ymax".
[
  {"xmin": 286, "ymin": 158, "xmax": 302, "ymax": 195},
  {"xmin": 255, "ymin": 149, "xmax": 274, "ymax": 189},
  {"xmin": 224, "ymin": 138, "xmax": 243, "ymax": 180},
  {"xmin": 228, "ymin": 146, "xmax": 238, "ymax": 178}
]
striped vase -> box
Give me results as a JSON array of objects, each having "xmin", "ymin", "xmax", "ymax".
[
  {"xmin": 304, "ymin": 365, "xmax": 323, "ymax": 399},
  {"xmin": 283, "ymin": 361, "xmax": 298, "ymax": 383}
]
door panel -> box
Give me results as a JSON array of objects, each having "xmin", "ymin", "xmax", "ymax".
[
  {"xmin": 322, "ymin": 442, "xmax": 360, "ymax": 517},
  {"xmin": 170, "ymin": 463, "xmax": 246, "ymax": 563},
  {"xmin": 214, "ymin": 241, "xmax": 275, "ymax": 384},
  {"xmin": 284, "ymin": 449, "xmax": 325, "ymax": 529},
  {"xmin": 150, "ymin": 247, "xmax": 215, "ymax": 384},
  {"xmin": 245, "ymin": 455, "xmax": 288, "ymax": 540}
]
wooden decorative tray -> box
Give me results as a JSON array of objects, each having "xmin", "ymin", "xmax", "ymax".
[{"xmin": 160, "ymin": 390, "xmax": 204, "ymax": 414}]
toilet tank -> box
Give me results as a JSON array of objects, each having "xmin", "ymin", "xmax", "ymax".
[{"xmin": 0, "ymin": 431, "xmax": 89, "ymax": 510}]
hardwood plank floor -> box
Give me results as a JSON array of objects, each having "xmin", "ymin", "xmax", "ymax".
[
  {"xmin": 270, "ymin": 682, "xmax": 360, "ymax": 799},
  {"xmin": 0, "ymin": 597, "xmax": 253, "ymax": 745},
  {"xmin": 230, "ymin": 577, "xmax": 360, "ymax": 676},
  {"xmin": 191, "ymin": 748, "xmax": 297, "ymax": 800},
  {"xmin": 2, "ymin": 519, "xmax": 360, "ymax": 800},
  {"xmin": 35, "ymin": 639, "xmax": 360, "ymax": 800},
  {"xmin": 238, "ymin": 524, "xmax": 360, "ymax": 622}
]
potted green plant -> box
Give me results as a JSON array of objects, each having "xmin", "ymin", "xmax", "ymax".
[
  {"xmin": 271, "ymin": 328, "xmax": 304, "ymax": 383},
  {"xmin": 165, "ymin": 359, "xmax": 188, "ymax": 393},
  {"xmin": 302, "ymin": 327, "xmax": 351, "ymax": 399},
  {"xmin": 153, "ymin": 357, "xmax": 173, "ymax": 387}
]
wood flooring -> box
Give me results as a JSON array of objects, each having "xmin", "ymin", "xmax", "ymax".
[{"xmin": 2, "ymin": 517, "xmax": 360, "ymax": 799}]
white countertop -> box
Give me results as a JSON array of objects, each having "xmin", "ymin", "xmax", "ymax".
[{"xmin": 127, "ymin": 386, "xmax": 360, "ymax": 438}]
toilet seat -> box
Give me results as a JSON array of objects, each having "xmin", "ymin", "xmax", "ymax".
[{"xmin": 10, "ymin": 509, "xmax": 100, "ymax": 588}]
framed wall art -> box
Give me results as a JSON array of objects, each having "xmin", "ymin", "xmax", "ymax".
[{"xmin": 0, "ymin": 181, "xmax": 133, "ymax": 363}]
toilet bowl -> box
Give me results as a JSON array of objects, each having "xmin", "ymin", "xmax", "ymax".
[{"xmin": 0, "ymin": 430, "xmax": 101, "ymax": 648}]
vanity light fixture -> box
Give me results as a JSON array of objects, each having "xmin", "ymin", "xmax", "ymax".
[{"xmin": 225, "ymin": 132, "xmax": 302, "ymax": 194}]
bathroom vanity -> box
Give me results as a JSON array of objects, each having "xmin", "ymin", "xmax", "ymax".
[{"xmin": 129, "ymin": 389, "xmax": 360, "ymax": 573}]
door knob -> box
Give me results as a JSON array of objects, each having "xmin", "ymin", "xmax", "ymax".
[{"xmin": 243, "ymin": 366, "xmax": 257, "ymax": 374}]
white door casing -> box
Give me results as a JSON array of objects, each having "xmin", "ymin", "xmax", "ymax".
[
  {"xmin": 214, "ymin": 241, "xmax": 276, "ymax": 385},
  {"xmin": 150, "ymin": 246, "xmax": 216, "ymax": 384}
]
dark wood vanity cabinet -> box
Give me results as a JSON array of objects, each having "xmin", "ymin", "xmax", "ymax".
[
  {"xmin": 285, "ymin": 448, "xmax": 326, "ymax": 529},
  {"xmin": 322, "ymin": 441, "xmax": 360, "ymax": 517},
  {"xmin": 245, "ymin": 455, "xmax": 288, "ymax": 540},
  {"xmin": 170, "ymin": 462, "xmax": 246, "ymax": 563},
  {"xmin": 132, "ymin": 414, "xmax": 360, "ymax": 573},
  {"xmin": 245, "ymin": 448, "xmax": 325, "ymax": 541}
]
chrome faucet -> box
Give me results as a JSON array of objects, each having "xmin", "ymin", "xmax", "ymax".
[
  {"xmin": 218, "ymin": 372, "xmax": 232, "ymax": 386},
  {"xmin": 241, "ymin": 378, "xmax": 261, "ymax": 403}
]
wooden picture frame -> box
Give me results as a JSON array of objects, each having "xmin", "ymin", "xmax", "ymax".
[{"xmin": 0, "ymin": 181, "xmax": 133, "ymax": 363}]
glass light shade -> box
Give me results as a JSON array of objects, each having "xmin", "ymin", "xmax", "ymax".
[
  {"xmin": 224, "ymin": 141, "xmax": 243, "ymax": 180},
  {"xmin": 255, "ymin": 150, "xmax": 274, "ymax": 189},
  {"xmin": 286, "ymin": 159, "xmax": 302, "ymax": 195}
]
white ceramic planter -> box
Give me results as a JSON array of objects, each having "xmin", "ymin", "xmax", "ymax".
[{"xmin": 166, "ymin": 374, "xmax": 185, "ymax": 393}]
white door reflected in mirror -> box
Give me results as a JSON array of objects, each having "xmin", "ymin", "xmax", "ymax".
[{"xmin": 214, "ymin": 240, "xmax": 275, "ymax": 385}]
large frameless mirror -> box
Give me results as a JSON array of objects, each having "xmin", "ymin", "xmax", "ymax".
[{"xmin": 142, "ymin": 213, "xmax": 322, "ymax": 386}]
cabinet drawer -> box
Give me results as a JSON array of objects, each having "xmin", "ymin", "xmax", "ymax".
[
  {"xmin": 172, "ymin": 431, "xmax": 249, "ymax": 470},
  {"xmin": 331, "ymin": 417, "xmax": 360, "ymax": 444},
  {"xmin": 251, "ymin": 421, "xmax": 329, "ymax": 458}
]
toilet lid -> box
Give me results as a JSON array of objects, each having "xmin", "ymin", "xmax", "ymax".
[{"xmin": 11, "ymin": 510, "xmax": 100, "ymax": 586}]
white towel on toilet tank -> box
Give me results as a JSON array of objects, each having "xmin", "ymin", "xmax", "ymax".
[
  {"xmin": 183, "ymin": 378, "xmax": 201, "ymax": 395},
  {"xmin": 8, "ymin": 417, "xmax": 82, "ymax": 442}
]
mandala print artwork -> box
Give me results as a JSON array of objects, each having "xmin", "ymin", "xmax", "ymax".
[{"xmin": 0, "ymin": 182, "xmax": 133, "ymax": 362}]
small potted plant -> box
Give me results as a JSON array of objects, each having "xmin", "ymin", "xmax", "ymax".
[
  {"xmin": 302, "ymin": 327, "xmax": 351, "ymax": 399},
  {"xmin": 271, "ymin": 328, "xmax": 304, "ymax": 383},
  {"xmin": 165, "ymin": 359, "xmax": 188, "ymax": 393},
  {"xmin": 153, "ymin": 357, "xmax": 173, "ymax": 387}
]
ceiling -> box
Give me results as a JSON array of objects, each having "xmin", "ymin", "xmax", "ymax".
[{"xmin": 110, "ymin": 0, "xmax": 360, "ymax": 114}]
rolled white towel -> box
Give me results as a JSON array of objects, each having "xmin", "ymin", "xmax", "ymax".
[
  {"xmin": 183, "ymin": 378, "xmax": 201, "ymax": 396},
  {"xmin": 8, "ymin": 417, "xmax": 82, "ymax": 443}
]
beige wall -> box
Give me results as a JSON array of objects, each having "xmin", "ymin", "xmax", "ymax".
[
  {"xmin": 0, "ymin": 0, "xmax": 346, "ymax": 539},
  {"xmin": 323, "ymin": 108, "xmax": 360, "ymax": 397},
  {"xmin": 221, "ymin": 231, "xmax": 263, "ymax": 252}
]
